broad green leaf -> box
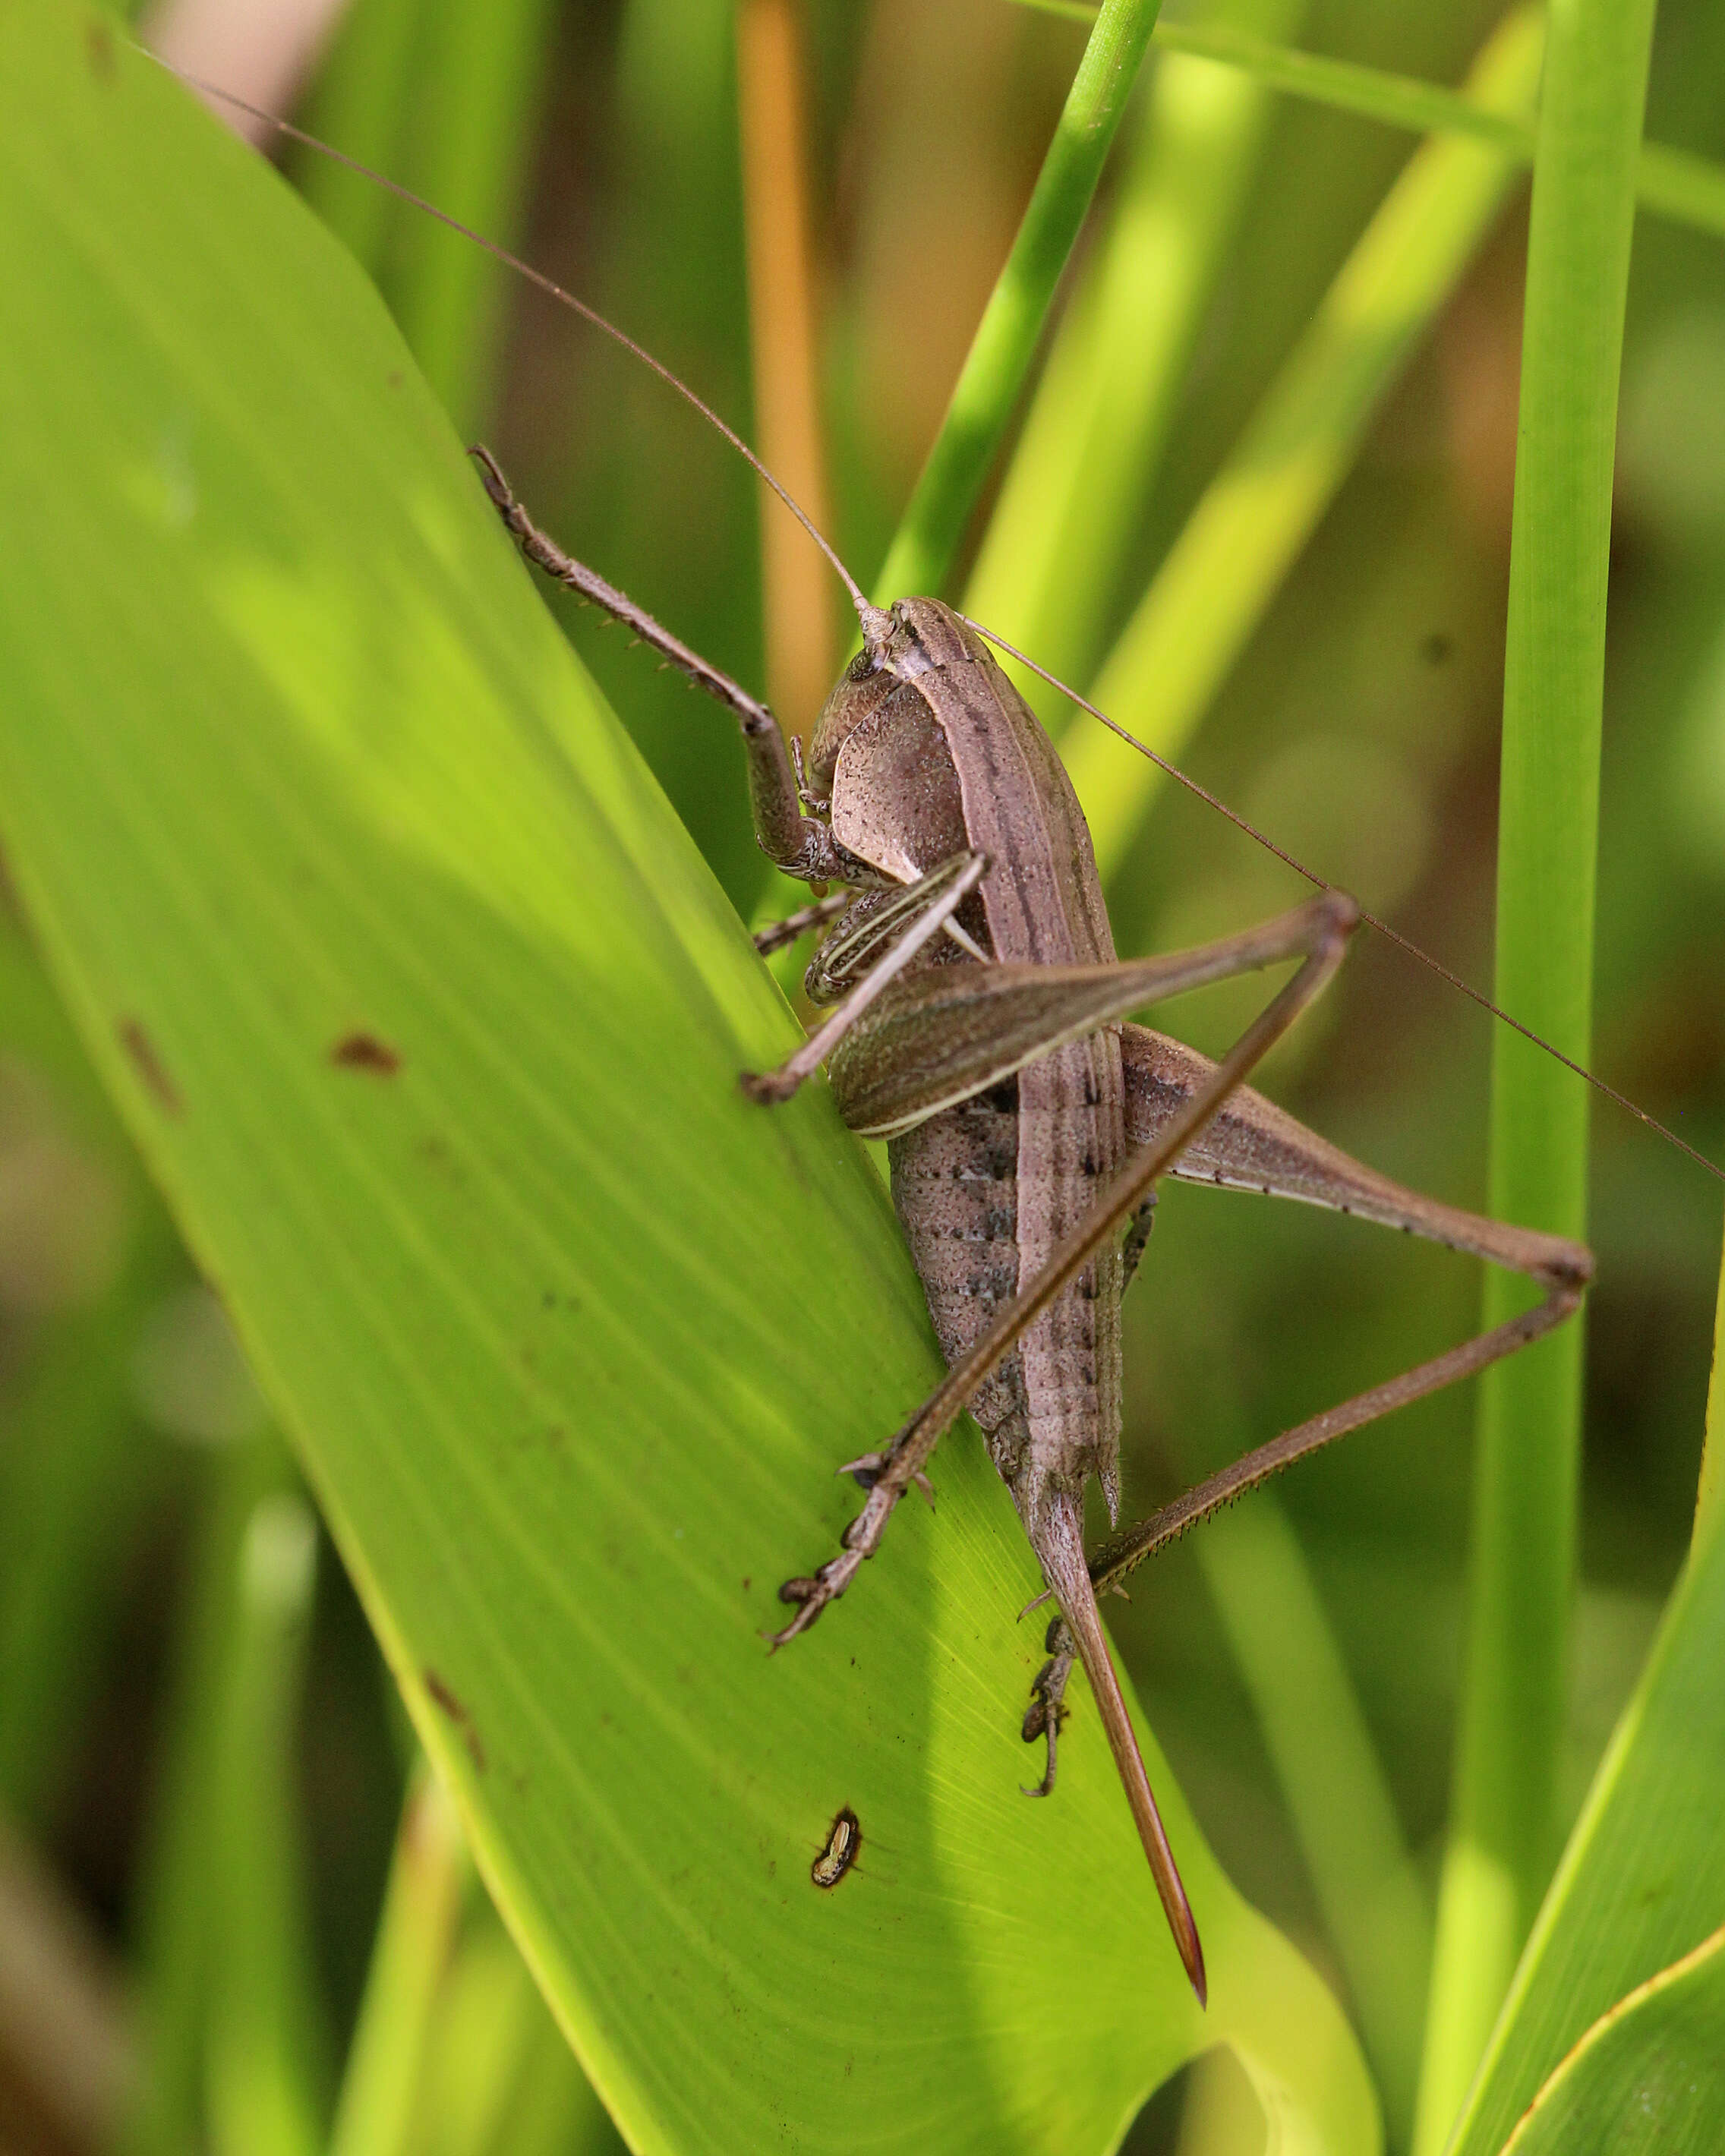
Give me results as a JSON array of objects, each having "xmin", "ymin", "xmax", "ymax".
[
  {"xmin": 1496, "ymin": 1924, "xmax": 1725, "ymax": 2156},
  {"xmin": 0, "ymin": 12, "xmax": 1376, "ymax": 2153},
  {"xmin": 1444, "ymin": 1515, "xmax": 1725, "ymax": 2155}
]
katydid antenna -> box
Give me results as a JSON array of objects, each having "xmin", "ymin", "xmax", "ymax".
[{"xmin": 151, "ymin": 48, "xmax": 1723, "ymax": 1188}]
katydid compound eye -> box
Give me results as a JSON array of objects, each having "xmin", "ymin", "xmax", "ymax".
[{"xmin": 810, "ymin": 1806, "xmax": 860, "ymax": 1889}]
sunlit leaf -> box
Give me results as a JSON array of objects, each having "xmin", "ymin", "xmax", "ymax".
[
  {"xmin": 0, "ymin": 11, "xmax": 1376, "ymax": 2153},
  {"xmin": 1495, "ymin": 1924, "xmax": 1725, "ymax": 2156}
]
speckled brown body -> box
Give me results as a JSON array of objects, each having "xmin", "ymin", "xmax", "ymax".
[{"xmin": 808, "ymin": 599, "xmax": 1126, "ymax": 1543}]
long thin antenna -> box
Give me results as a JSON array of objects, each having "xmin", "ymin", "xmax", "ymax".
[
  {"xmin": 957, "ymin": 613, "xmax": 1725, "ymax": 1187},
  {"xmin": 149, "ymin": 51, "xmax": 1720, "ymax": 1187},
  {"xmin": 143, "ymin": 52, "xmax": 891, "ymax": 653}
]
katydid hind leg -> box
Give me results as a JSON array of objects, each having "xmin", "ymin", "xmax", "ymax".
[
  {"xmin": 769, "ymin": 893, "xmax": 1356, "ymax": 1639},
  {"xmin": 1121, "ymin": 1024, "xmax": 1591, "ymax": 1284},
  {"xmin": 826, "ymin": 896, "xmax": 1364, "ymax": 1143},
  {"xmin": 1072, "ymin": 1024, "xmax": 1594, "ymax": 1597}
]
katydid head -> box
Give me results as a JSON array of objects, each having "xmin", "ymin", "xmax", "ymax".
[{"xmin": 806, "ymin": 601, "xmax": 976, "ymax": 884}]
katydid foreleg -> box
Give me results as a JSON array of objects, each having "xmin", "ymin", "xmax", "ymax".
[{"xmin": 472, "ymin": 448, "xmax": 857, "ymax": 887}]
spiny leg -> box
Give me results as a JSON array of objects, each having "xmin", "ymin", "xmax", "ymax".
[
  {"xmin": 472, "ymin": 447, "xmax": 851, "ymax": 885},
  {"xmin": 771, "ymin": 890, "xmax": 1359, "ymax": 1647},
  {"xmin": 1021, "ymin": 1064, "xmax": 1594, "ymax": 1798},
  {"xmin": 740, "ymin": 853, "xmax": 988, "ymax": 1105},
  {"xmin": 1024, "ymin": 1026, "xmax": 1594, "ymax": 1744},
  {"xmin": 752, "ymin": 890, "xmax": 850, "ymax": 958},
  {"xmin": 1072, "ymin": 1021, "xmax": 1593, "ymax": 1597}
]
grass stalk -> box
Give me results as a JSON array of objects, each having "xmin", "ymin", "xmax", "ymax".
[
  {"xmin": 327, "ymin": 1764, "xmax": 468, "ymax": 2156},
  {"xmin": 869, "ymin": 0, "xmax": 1165, "ymax": 604},
  {"xmin": 1061, "ymin": 5, "xmax": 1544, "ymax": 884},
  {"xmin": 405, "ymin": 1921, "xmax": 559, "ymax": 2156},
  {"xmin": 115, "ymin": 1439, "xmax": 284, "ymax": 2156},
  {"xmin": 1018, "ymin": 0, "xmax": 1725, "ymax": 241},
  {"xmin": 381, "ymin": 0, "xmax": 558, "ymax": 435},
  {"xmin": 1697, "ymin": 1244, "xmax": 1725, "ymax": 1545},
  {"xmin": 1196, "ymin": 1499, "xmax": 1431, "ymax": 2137},
  {"xmin": 298, "ymin": 0, "xmax": 558, "ymax": 433},
  {"xmin": 205, "ymin": 1484, "xmax": 325, "ymax": 2156},
  {"xmin": 963, "ymin": 0, "xmax": 1311, "ymax": 719},
  {"xmin": 1411, "ymin": 4, "xmax": 1660, "ymax": 2148},
  {"xmin": 1638, "ymin": 142, "xmax": 1725, "ymax": 245},
  {"xmin": 292, "ymin": 0, "xmax": 423, "ymax": 274}
]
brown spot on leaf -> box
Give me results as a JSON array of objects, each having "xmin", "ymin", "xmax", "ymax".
[
  {"xmin": 424, "ymin": 1668, "xmax": 465, "ymax": 1719},
  {"xmin": 424, "ymin": 1668, "xmax": 486, "ymax": 1772},
  {"xmin": 332, "ymin": 1032, "xmax": 401, "ymax": 1076},
  {"xmin": 119, "ymin": 1019, "xmax": 181, "ymax": 1114},
  {"xmin": 86, "ymin": 18, "xmax": 115, "ymax": 78}
]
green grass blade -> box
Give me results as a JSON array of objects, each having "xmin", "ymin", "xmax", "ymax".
[
  {"xmin": 296, "ymin": 0, "xmax": 559, "ymax": 434},
  {"xmin": 1414, "ymin": 5, "xmax": 1661, "ymax": 2148},
  {"xmin": 207, "ymin": 1487, "xmax": 326, "ymax": 2156},
  {"xmin": 1197, "ymin": 1499, "xmax": 1430, "ymax": 2141},
  {"xmin": 1062, "ymin": 5, "xmax": 1545, "ymax": 883},
  {"xmin": 292, "ymin": 0, "xmax": 424, "ymax": 274},
  {"xmin": 380, "ymin": 0, "xmax": 559, "ymax": 435},
  {"xmin": 870, "ymin": 0, "xmax": 1164, "ymax": 604},
  {"xmin": 328, "ymin": 1766, "xmax": 468, "ymax": 2156},
  {"xmin": 1145, "ymin": 17, "xmax": 1530, "ymax": 150},
  {"xmin": 1698, "ymin": 1243, "xmax": 1725, "ymax": 1542},
  {"xmin": 1019, "ymin": 1, "xmax": 1725, "ymax": 239},
  {"xmin": 1493, "ymin": 1923, "xmax": 1725, "ymax": 2156},
  {"xmin": 963, "ymin": 0, "xmax": 1311, "ymax": 720},
  {"xmin": 0, "ymin": 18, "xmax": 1375, "ymax": 2152},
  {"xmin": 1636, "ymin": 141, "xmax": 1725, "ymax": 241},
  {"xmin": 1438, "ymin": 1511, "xmax": 1725, "ymax": 2156},
  {"xmin": 403, "ymin": 1908, "xmax": 626, "ymax": 2156},
  {"xmin": 408, "ymin": 1918, "xmax": 553, "ymax": 2156},
  {"xmin": 116, "ymin": 1439, "xmax": 287, "ymax": 2156}
]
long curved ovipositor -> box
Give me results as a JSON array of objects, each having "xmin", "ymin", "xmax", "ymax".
[{"xmin": 1033, "ymin": 1495, "xmax": 1206, "ymax": 2006}]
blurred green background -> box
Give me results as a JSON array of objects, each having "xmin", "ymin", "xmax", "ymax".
[{"xmin": 4, "ymin": 2, "xmax": 1723, "ymax": 2151}]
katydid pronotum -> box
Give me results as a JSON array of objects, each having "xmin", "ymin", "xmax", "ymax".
[{"xmin": 170, "ymin": 63, "xmax": 1620, "ymax": 2009}]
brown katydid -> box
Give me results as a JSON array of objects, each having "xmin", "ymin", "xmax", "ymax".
[
  {"xmin": 471, "ymin": 450, "xmax": 1591, "ymax": 2008},
  {"xmin": 167, "ymin": 63, "xmax": 1619, "ymax": 2009}
]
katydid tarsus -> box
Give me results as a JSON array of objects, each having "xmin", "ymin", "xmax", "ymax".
[{"xmin": 173, "ymin": 67, "xmax": 1631, "ymax": 2008}]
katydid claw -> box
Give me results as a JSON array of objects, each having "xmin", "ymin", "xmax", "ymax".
[
  {"xmin": 766, "ymin": 1546, "xmax": 866, "ymax": 1647},
  {"xmin": 837, "ymin": 1452, "xmax": 935, "ymax": 1505},
  {"xmin": 1020, "ymin": 1686, "xmax": 1064, "ymax": 1798},
  {"xmin": 740, "ymin": 1067, "xmax": 800, "ymax": 1105}
]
